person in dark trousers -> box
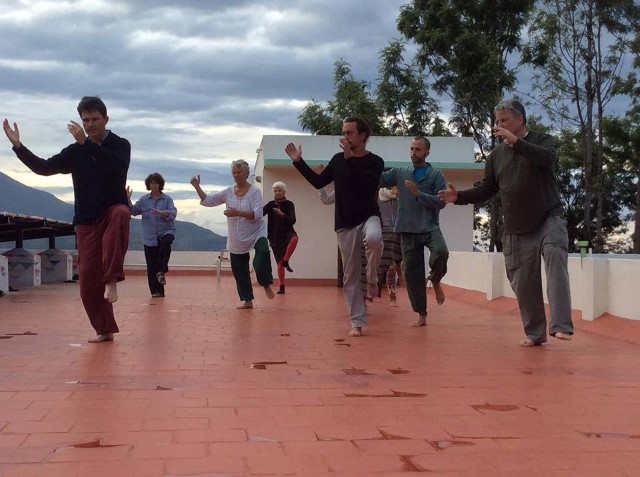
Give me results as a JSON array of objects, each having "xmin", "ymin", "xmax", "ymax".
[
  {"xmin": 3, "ymin": 96, "xmax": 131, "ymax": 343},
  {"xmin": 380, "ymin": 137, "xmax": 449, "ymax": 326},
  {"xmin": 129, "ymin": 172, "xmax": 177, "ymax": 297},
  {"xmin": 285, "ymin": 117, "xmax": 384, "ymax": 337},
  {"xmin": 263, "ymin": 181, "xmax": 298, "ymax": 294},
  {"xmin": 438, "ymin": 99, "xmax": 573, "ymax": 347}
]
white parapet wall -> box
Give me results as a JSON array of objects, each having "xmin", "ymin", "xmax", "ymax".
[
  {"xmin": 124, "ymin": 250, "xmax": 222, "ymax": 271},
  {"xmin": 445, "ymin": 252, "xmax": 640, "ymax": 322},
  {"xmin": 0, "ymin": 255, "xmax": 8, "ymax": 294}
]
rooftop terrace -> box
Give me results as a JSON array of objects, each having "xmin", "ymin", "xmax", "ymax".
[{"xmin": 1, "ymin": 273, "xmax": 640, "ymax": 476}]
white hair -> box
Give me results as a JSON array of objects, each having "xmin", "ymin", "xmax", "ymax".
[
  {"xmin": 231, "ymin": 159, "xmax": 250, "ymax": 178},
  {"xmin": 272, "ymin": 181, "xmax": 287, "ymax": 193}
]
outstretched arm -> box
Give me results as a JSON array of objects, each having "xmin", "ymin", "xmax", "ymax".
[
  {"xmin": 437, "ymin": 183, "xmax": 458, "ymax": 203},
  {"xmin": 286, "ymin": 143, "xmax": 333, "ymax": 189},
  {"xmin": 5, "ymin": 119, "xmax": 74, "ymax": 176}
]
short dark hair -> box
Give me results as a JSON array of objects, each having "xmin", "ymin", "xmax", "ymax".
[
  {"xmin": 495, "ymin": 99, "xmax": 527, "ymax": 125},
  {"xmin": 343, "ymin": 116, "xmax": 372, "ymax": 141},
  {"xmin": 413, "ymin": 136, "xmax": 431, "ymax": 151},
  {"xmin": 145, "ymin": 172, "xmax": 165, "ymax": 191},
  {"xmin": 77, "ymin": 96, "xmax": 107, "ymax": 117}
]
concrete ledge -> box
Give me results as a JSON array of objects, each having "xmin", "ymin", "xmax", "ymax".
[
  {"xmin": 0, "ymin": 255, "xmax": 7, "ymax": 294},
  {"xmin": 445, "ymin": 252, "xmax": 640, "ymax": 322}
]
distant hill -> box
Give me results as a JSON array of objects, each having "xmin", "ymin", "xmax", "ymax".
[{"xmin": 0, "ymin": 171, "xmax": 226, "ymax": 251}]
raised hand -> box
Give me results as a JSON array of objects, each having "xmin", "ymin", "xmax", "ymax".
[
  {"xmin": 492, "ymin": 125, "xmax": 517, "ymax": 146},
  {"xmin": 284, "ymin": 143, "xmax": 302, "ymax": 162},
  {"xmin": 3, "ymin": 119, "xmax": 21, "ymax": 147},
  {"xmin": 404, "ymin": 180, "xmax": 419, "ymax": 197},
  {"xmin": 190, "ymin": 174, "xmax": 206, "ymax": 200},
  {"xmin": 224, "ymin": 207, "xmax": 240, "ymax": 217},
  {"xmin": 151, "ymin": 207, "xmax": 169, "ymax": 218},
  {"xmin": 126, "ymin": 186, "xmax": 133, "ymax": 200},
  {"xmin": 339, "ymin": 138, "xmax": 352, "ymax": 159},
  {"xmin": 437, "ymin": 183, "xmax": 458, "ymax": 203},
  {"xmin": 67, "ymin": 120, "xmax": 86, "ymax": 145}
]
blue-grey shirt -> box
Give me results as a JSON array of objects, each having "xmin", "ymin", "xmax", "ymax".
[
  {"xmin": 380, "ymin": 164, "xmax": 446, "ymax": 233},
  {"xmin": 130, "ymin": 192, "xmax": 177, "ymax": 246}
]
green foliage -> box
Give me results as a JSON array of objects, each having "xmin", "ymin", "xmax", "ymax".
[
  {"xmin": 523, "ymin": 0, "xmax": 640, "ymax": 129},
  {"xmin": 396, "ymin": 0, "xmax": 535, "ymax": 251},
  {"xmin": 298, "ymin": 51, "xmax": 448, "ymax": 137},
  {"xmin": 298, "ymin": 59, "xmax": 388, "ymax": 136},
  {"xmin": 376, "ymin": 40, "xmax": 442, "ymax": 135},
  {"xmin": 397, "ymin": 0, "xmax": 534, "ymax": 145}
]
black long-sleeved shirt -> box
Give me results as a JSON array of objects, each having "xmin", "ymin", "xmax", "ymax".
[
  {"xmin": 455, "ymin": 130, "xmax": 563, "ymax": 235},
  {"xmin": 13, "ymin": 131, "xmax": 131, "ymax": 225},
  {"xmin": 294, "ymin": 151, "xmax": 384, "ymax": 231}
]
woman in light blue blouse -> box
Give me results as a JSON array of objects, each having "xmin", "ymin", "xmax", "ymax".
[{"xmin": 128, "ymin": 173, "xmax": 177, "ymax": 297}]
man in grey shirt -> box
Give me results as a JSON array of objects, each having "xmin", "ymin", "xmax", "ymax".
[{"xmin": 380, "ymin": 136, "xmax": 449, "ymax": 327}]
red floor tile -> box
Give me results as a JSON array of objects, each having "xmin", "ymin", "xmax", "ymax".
[{"xmin": 1, "ymin": 275, "xmax": 640, "ymax": 475}]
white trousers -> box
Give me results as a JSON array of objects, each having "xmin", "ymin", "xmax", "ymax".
[{"xmin": 336, "ymin": 216, "xmax": 383, "ymax": 328}]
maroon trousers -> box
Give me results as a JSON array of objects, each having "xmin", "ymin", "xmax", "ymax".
[{"xmin": 75, "ymin": 204, "xmax": 130, "ymax": 334}]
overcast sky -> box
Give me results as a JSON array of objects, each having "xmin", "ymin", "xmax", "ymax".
[
  {"xmin": 1, "ymin": 1, "xmax": 635, "ymax": 236},
  {"xmin": 0, "ymin": 0, "xmax": 410, "ymax": 234}
]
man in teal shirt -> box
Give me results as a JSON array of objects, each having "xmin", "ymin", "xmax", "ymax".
[{"xmin": 380, "ymin": 136, "xmax": 449, "ymax": 326}]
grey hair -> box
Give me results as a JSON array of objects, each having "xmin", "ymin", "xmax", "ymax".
[
  {"xmin": 231, "ymin": 159, "xmax": 250, "ymax": 177},
  {"xmin": 272, "ymin": 181, "xmax": 287, "ymax": 193},
  {"xmin": 494, "ymin": 99, "xmax": 527, "ymax": 125}
]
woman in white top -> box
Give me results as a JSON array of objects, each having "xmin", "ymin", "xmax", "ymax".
[{"xmin": 190, "ymin": 159, "xmax": 274, "ymax": 309}]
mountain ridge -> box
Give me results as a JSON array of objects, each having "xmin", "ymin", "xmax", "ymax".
[{"xmin": 0, "ymin": 171, "xmax": 226, "ymax": 251}]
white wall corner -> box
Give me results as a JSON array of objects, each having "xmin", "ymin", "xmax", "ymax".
[
  {"xmin": 486, "ymin": 252, "xmax": 505, "ymax": 300},
  {"xmin": 581, "ymin": 258, "xmax": 609, "ymax": 321}
]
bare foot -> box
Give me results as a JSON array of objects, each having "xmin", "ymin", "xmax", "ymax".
[
  {"xmin": 88, "ymin": 333, "xmax": 114, "ymax": 343},
  {"xmin": 519, "ymin": 338, "xmax": 537, "ymax": 347},
  {"xmin": 104, "ymin": 282, "xmax": 118, "ymax": 303},
  {"xmin": 366, "ymin": 282, "xmax": 378, "ymax": 301},
  {"xmin": 348, "ymin": 327, "xmax": 363, "ymax": 337},
  {"xmin": 552, "ymin": 332, "xmax": 572, "ymax": 341},
  {"xmin": 264, "ymin": 285, "xmax": 275, "ymax": 299},
  {"xmin": 412, "ymin": 314, "xmax": 427, "ymax": 327},
  {"xmin": 432, "ymin": 281, "xmax": 445, "ymax": 305},
  {"xmin": 236, "ymin": 301, "xmax": 253, "ymax": 309}
]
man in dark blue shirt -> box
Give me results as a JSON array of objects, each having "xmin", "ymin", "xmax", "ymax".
[{"xmin": 3, "ymin": 96, "xmax": 131, "ymax": 343}]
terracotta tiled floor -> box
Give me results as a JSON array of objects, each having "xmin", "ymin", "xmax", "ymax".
[{"xmin": 1, "ymin": 274, "xmax": 640, "ymax": 476}]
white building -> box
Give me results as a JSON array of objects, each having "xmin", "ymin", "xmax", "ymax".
[{"xmin": 254, "ymin": 135, "xmax": 483, "ymax": 280}]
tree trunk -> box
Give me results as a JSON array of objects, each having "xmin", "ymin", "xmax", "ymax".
[
  {"xmin": 582, "ymin": 2, "xmax": 595, "ymax": 247},
  {"xmin": 488, "ymin": 197, "xmax": 503, "ymax": 252}
]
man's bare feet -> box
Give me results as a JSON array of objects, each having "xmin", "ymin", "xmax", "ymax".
[
  {"xmin": 88, "ymin": 333, "xmax": 114, "ymax": 343},
  {"xmin": 412, "ymin": 314, "xmax": 427, "ymax": 327},
  {"xmin": 348, "ymin": 327, "xmax": 363, "ymax": 337},
  {"xmin": 552, "ymin": 332, "xmax": 572, "ymax": 341},
  {"xmin": 104, "ymin": 282, "xmax": 118, "ymax": 303},
  {"xmin": 366, "ymin": 282, "xmax": 378, "ymax": 301},
  {"xmin": 432, "ymin": 281, "xmax": 445, "ymax": 305},
  {"xmin": 519, "ymin": 338, "xmax": 537, "ymax": 347},
  {"xmin": 264, "ymin": 285, "xmax": 275, "ymax": 299},
  {"xmin": 237, "ymin": 301, "xmax": 253, "ymax": 309}
]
